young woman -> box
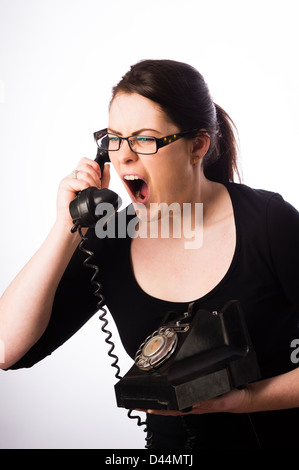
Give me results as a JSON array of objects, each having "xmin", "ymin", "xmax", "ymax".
[{"xmin": 1, "ymin": 60, "xmax": 299, "ymax": 449}]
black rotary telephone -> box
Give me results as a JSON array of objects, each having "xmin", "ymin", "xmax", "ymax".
[
  {"xmin": 68, "ymin": 150, "xmax": 261, "ymax": 414},
  {"xmin": 115, "ymin": 299, "xmax": 261, "ymax": 412}
]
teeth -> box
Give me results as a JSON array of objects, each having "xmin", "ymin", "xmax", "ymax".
[{"xmin": 124, "ymin": 175, "xmax": 140, "ymax": 180}]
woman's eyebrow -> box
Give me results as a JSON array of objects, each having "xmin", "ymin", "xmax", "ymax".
[{"xmin": 107, "ymin": 128, "xmax": 160, "ymax": 136}]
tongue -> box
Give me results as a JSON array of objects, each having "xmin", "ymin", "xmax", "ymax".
[
  {"xmin": 140, "ymin": 180, "xmax": 148, "ymax": 198},
  {"xmin": 135, "ymin": 180, "xmax": 148, "ymax": 201}
]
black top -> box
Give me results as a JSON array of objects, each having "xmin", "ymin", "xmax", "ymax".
[{"xmin": 8, "ymin": 183, "xmax": 299, "ymax": 448}]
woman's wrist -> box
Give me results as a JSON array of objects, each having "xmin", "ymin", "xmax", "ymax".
[{"xmin": 53, "ymin": 213, "xmax": 83, "ymax": 246}]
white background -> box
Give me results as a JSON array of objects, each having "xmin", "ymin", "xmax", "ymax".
[{"xmin": 0, "ymin": 0, "xmax": 298, "ymax": 449}]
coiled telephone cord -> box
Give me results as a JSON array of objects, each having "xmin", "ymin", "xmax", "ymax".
[{"xmin": 78, "ymin": 228, "xmax": 152, "ymax": 448}]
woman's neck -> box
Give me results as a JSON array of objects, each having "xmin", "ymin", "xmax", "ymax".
[{"xmin": 135, "ymin": 170, "xmax": 229, "ymax": 245}]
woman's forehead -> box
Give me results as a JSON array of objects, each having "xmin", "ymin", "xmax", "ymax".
[{"xmin": 109, "ymin": 93, "xmax": 175, "ymax": 134}]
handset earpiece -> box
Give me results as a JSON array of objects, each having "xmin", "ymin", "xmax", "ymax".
[{"xmin": 69, "ymin": 149, "xmax": 121, "ymax": 233}]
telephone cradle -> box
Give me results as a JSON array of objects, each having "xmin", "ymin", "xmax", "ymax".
[{"xmin": 114, "ymin": 300, "xmax": 261, "ymax": 411}]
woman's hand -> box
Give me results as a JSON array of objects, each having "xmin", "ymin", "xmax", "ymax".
[
  {"xmin": 55, "ymin": 157, "xmax": 110, "ymax": 229},
  {"xmin": 143, "ymin": 387, "xmax": 251, "ymax": 417}
]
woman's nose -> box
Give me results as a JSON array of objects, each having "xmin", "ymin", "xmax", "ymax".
[{"xmin": 117, "ymin": 139, "xmax": 139, "ymax": 164}]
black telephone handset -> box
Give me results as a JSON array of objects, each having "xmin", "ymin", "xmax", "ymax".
[{"xmin": 69, "ymin": 148, "xmax": 122, "ymax": 233}]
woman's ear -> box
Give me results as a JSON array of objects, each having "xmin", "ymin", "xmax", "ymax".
[{"xmin": 191, "ymin": 133, "xmax": 210, "ymax": 165}]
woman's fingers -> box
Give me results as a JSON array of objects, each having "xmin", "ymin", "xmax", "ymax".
[{"xmin": 71, "ymin": 157, "xmax": 102, "ymax": 188}]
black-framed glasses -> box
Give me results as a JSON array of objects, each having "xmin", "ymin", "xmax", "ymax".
[{"xmin": 93, "ymin": 128, "xmax": 199, "ymax": 155}]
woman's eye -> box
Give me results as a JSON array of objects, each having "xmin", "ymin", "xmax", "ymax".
[{"xmin": 135, "ymin": 136, "xmax": 155, "ymax": 144}]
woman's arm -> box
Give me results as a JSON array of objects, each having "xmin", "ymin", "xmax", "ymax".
[
  {"xmin": 194, "ymin": 368, "xmax": 299, "ymax": 414},
  {"xmin": 0, "ymin": 158, "xmax": 108, "ymax": 369},
  {"xmin": 0, "ymin": 222, "xmax": 81, "ymax": 369}
]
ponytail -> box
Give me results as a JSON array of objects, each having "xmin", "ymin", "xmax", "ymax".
[{"xmin": 203, "ymin": 104, "xmax": 241, "ymax": 183}]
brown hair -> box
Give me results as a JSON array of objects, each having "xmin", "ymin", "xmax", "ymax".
[{"xmin": 111, "ymin": 59, "xmax": 240, "ymax": 183}]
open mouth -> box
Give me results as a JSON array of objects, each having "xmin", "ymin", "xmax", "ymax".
[{"xmin": 123, "ymin": 174, "xmax": 149, "ymax": 203}]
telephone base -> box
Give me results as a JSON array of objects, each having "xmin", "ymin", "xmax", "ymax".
[
  {"xmin": 115, "ymin": 351, "xmax": 260, "ymax": 411},
  {"xmin": 115, "ymin": 300, "xmax": 261, "ymax": 411}
]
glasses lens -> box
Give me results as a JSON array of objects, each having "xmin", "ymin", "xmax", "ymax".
[
  {"xmin": 96, "ymin": 133, "xmax": 120, "ymax": 151},
  {"xmin": 130, "ymin": 136, "xmax": 157, "ymax": 154},
  {"xmin": 107, "ymin": 134, "xmax": 121, "ymax": 150}
]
